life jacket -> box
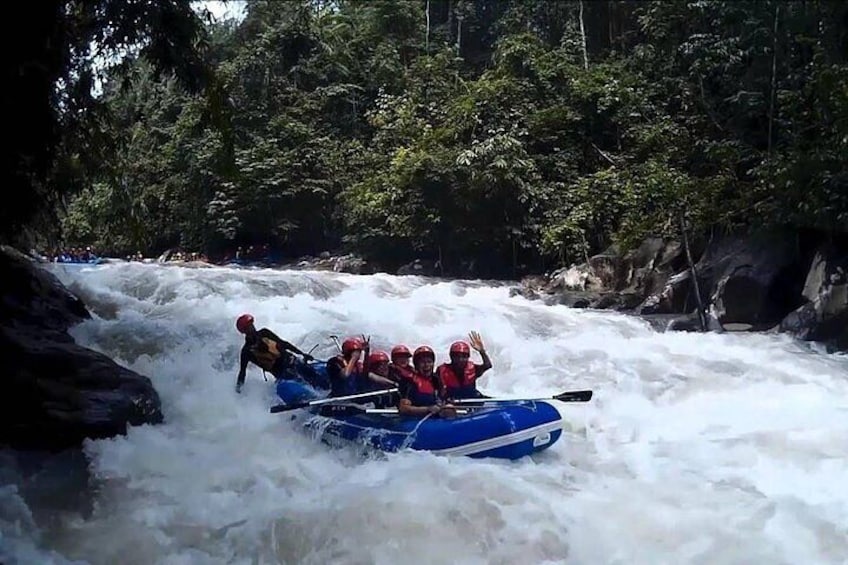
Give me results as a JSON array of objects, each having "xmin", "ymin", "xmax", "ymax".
[
  {"xmin": 389, "ymin": 363, "xmax": 415, "ymax": 383},
  {"xmin": 437, "ymin": 362, "xmax": 479, "ymax": 399},
  {"xmin": 403, "ymin": 371, "xmax": 439, "ymax": 407},
  {"xmin": 330, "ymin": 357, "xmax": 363, "ymax": 397},
  {"xmin": 250, "ymin": 337, "xmax": 283, "ymax": 371}
]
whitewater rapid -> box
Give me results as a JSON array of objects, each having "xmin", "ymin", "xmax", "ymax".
[{"xmin": 2, "ymin": 262, "xmax": 847, "ymax": 564}]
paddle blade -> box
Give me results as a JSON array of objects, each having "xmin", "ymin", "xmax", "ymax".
[
  {"xmin": 270, "ymin": 402, "xmax": 309, "ymax": 414},
  {"xmin": 553, "ymin": 390, "xmax": 593, "ymax": 402}
]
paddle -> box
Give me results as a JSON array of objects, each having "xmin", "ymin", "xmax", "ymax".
[
  {"xmin": 453, "ymin": 389, "xmax": 593, "ymax": 404},
  {"xmin": 270, "ymin": 387, "xmax": 398, "ymax": 414},
  {"xmin": 335, "ymin": 407, "xmax": 472, "ymax": 416}
]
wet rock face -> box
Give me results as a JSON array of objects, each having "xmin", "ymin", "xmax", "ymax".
[
  {"xmin": 286, "ymin": 253, "xmax": 376, "ymax": 275},
  {"xmin": 1, "ymin": 246, "xmax": 163, "ymax": 450},
  {"xmin": 779, "ymin": 244, "xmax": 848, "ymax": 351},
  {"xmin": 701, "ymin": 233, "xmax": 806, "ymax": 329},
  {"xmin": 1, "ymin": 246, "xmax": 90, "ymax": 332},
  {"xmin": 523, "ymin": 230, "xmax": 847, "ymax": 352}
]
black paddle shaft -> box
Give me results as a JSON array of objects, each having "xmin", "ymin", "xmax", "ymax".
[{"xmin": 553, "ymin": 390, "xmax": 593, "ymax": 402}]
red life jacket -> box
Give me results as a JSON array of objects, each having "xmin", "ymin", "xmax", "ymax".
[
  {"xmin": 403, "ymin": 370, "xmax": 439, "ymax": 407},
  {"xmin": 437, "ymin": 362, "xmax": 478, "ymax": 399},
  {"xmin": 390, "ymin": 363, "xmax": 415, "ymax": 382}
]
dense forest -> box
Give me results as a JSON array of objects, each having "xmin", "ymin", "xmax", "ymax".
[{"xmin": 12, "ymin": 0, "xmax": 848, "ymax": 277}]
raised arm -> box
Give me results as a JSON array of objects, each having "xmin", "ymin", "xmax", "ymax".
[
  {"xmin": 343, "ymin": 350, "xmax": 361, "ymax": 377},
  {"xmin": 469, "ymin": 331, "xmax": 492, "ymax": 374}
]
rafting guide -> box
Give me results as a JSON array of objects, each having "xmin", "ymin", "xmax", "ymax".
[{"xmin": 234, "ymin": 313, "xmax": 314, "ymax": 393}]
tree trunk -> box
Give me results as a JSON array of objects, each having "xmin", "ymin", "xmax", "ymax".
[
  {"xmin": 512, "ymin": 236, "xmax": 517, "ymax": 279},
  {"xmin": 580, "ymin": 233, "xmax": 590, "ymax": 265},
  {"xmin": 579, "ymin": 0, "xmax": 589, "ymax": 70},
  {"xmin": 679, "ymin": 211, "xmax": 706, "ymax": 332},
  {"xmin": 767, "ymin": 3, "xmax": 780, "ymax": 158},
  {"xmin": 447, "ymin": 0, "xmax": 453, "ymax": 46},
  {"xmin": 425, "ymin": 0, "xmax": 430, "ymax": 54}
]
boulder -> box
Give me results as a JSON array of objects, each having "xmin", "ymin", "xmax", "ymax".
[
  {"xmin": 397, "ymin": 259, "xmax": 437, "ymax": 277},
  {"xmin": 543, "ymin": 237, "xmax": 684, "ymax": 311},
  {"xmin": 666, "ymin": 305, "xmax": 725, "ymax": 333},
  {"xmin": 544, "ymin": 263, "xmax": 603, "ymax": 293},
  {"xmin": 703, "ymin": 232, "xmax": 805, "ymax": 328},
  {"xmin": 286, "ymin": 252, "xmax": 375, "ymax": 274},
  {"xmin": 779, "ymin": 244, "xmax": 848, "ymax": 350},
  {"xmin": 509, "ymin": 275, "xmax": 547, "ymax": 299},
  {"xmin": 638, "ymin": 270, "xmax": 697, "ymax": 315},
  {"xmin": 640, "ymin": 231, "xmax": 806, "ymax": 327},
  {"xmin": 1, "ymin": 245, "xmax": 90, "ymax": 332},
  {"xmin": 333, "ymin": 254, "xmax": 371, "ymax": 274},
  {"xmin": 0, "ymin": 245, "xmax": 163, "ymax": 450}
]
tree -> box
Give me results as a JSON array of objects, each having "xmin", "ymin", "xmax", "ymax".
[{"xmin": 3, "ymin": 0, "xmax": 210, "ymax": 247}]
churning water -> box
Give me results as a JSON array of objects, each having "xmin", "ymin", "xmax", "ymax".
[{"xmin": 2, "ymin": 262, "xmax": 847, "ymax": 564}]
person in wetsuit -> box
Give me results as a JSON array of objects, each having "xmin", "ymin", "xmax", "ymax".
[{"xmin": 234, "ymin": 313, "xmax": 313, "ymax": 393}]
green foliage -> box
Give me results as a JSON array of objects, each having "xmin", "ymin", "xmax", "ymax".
[
  {"xmin": 6, "ymin": 0, "xmax": 208, "ymax": 247},
  {"xmin": 52, "ymin": 0, "xmax": 848, "ymax": 275}
]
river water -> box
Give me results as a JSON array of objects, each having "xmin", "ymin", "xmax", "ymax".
[{"xmin": 2, "ymin": 262, "xmax": 847, "ymax": 564}]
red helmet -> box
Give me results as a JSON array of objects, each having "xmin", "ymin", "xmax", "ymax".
[
  {"xmin": 236, "ymin": 314, "xmax": 254, "ymax": 333},
  {"xmin": 413, "ymin": 345, "xmax": 435, "ymax": 361},
  {"xmin": 368, "ymin": 350, "xmax": 390, "ymax": 365},
  {"xmin": 449, "ymin": 341, "xmax": 470, "ymax": 356},
  {"xmin": 390, "ymin": 345, "xmax": 412, "ymax": 360},
  {"xmin": 342, "ymin": 337, "xmax": 364, "ymax": 356}
]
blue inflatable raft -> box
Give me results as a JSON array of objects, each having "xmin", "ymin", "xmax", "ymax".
[{"xmin": 275, "ymin": 361, "xmax": 569, "ymax": 460}]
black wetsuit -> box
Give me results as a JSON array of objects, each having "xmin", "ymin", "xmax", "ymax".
[{"xmin": 236, "ymin": 328, "xmax": 306, "ymax": 388}]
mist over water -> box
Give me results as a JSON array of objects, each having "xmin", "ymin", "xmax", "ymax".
[{"xmin": 2, "ymin": 262, "xmax": 847, "ymax": 564}]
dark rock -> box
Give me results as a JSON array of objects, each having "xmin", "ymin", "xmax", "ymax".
[
  {"xmin": 666, "ymin": 308, "xmax": 724, "ymax": 333},
  {"xmin": 612, "ymin": 237, "xmax": 685, "ymax": 296},
  {"xmin": 1, "ymin": 245, "xmax": 90, "ymax": 333},
  {"xmin": 544, "ymin": 263, "xmax": 603, "ymax": 293},
  {"xmin": 545, "ymin": 237, "xmax": 684, "ymax": 311},
  {"xmin": 0, "ymin": 449, "xmax": 95, "ymax": 521},
  {"xmin": 333, "ymin": 254, "xmax": 372, "ymax": 275},
  {"xmin": 587, "ymin": 252, "xmax": 620, "ymax": 290},
  {"xmin": 639, "ymin": 313, "xmax": 682, "ymax": 332},
  {"xmin": 286, "ymin": 252, "xmax": 373, "ymax": 274},
  {"xmin": 638, "ymin": 271, "xmax": 696, "ymax": 315},
  {"xmin": 526, "ymin": 229, "xmax": 844, "ymax": 351},
  {"xmin": 1, "ymin": 245, "xmax": 163, "ymax": 450},
  {"xmin": 637, "ymin": 231, "xmax": 806, "ymax": 328},
  {"xmin": 590, "ymin": 291, "xmax": 645, "ymax": 311},
  {"xmin": 397, "ymin": 259, "xmax": 437, "ymax": 277},
  {"xmin": 779, "ymin": 244, "xmax": 848, "ymax": 350},
  {"xmin": 689, "ymin": 232, "xmax": 804, "ymax": 328},
  {"xmin": 157, "ymin": 248, "xmax": 173, "ymax": 263},
  {"xmin": 510, "ymin": 275, "xmax": 547, "ymax": 300},
  {"xmin": 667, "ymin": 311, "xmax": 705, "ymax": 332},
  {"xmin": 544, "ymin": 290, "xmax": 604, "ymax": 309}
]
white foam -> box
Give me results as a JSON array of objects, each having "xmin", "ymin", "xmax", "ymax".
[{"xmin": 4, "ymin": 262, "xmax": 846, "ymax": 564}]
